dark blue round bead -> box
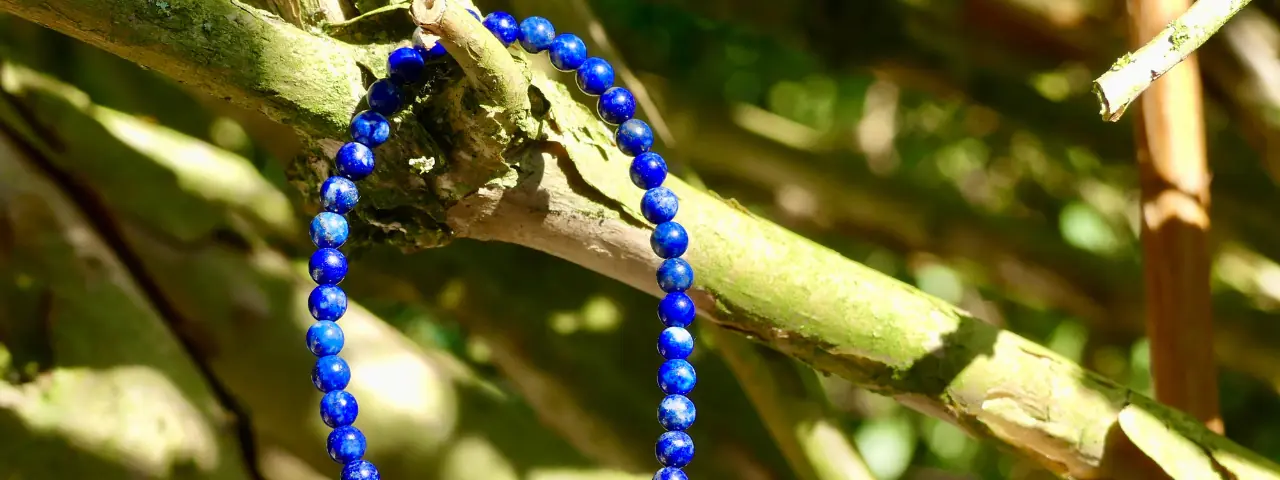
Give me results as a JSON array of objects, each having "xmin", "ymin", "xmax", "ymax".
[
  {"xmin": 650, "ymin": 221, "xmax": 688, "ymax": 259},
  {"xmin": 313, "ymin": 355, "xmax": 351, "ymax": 392},
  {"xmin": 310, "ymin": 212, "xmax": 349, "ymax": 249},
  {"xmin": 658, "ymin": 327, "xmax": 694, "ymax": 360},
  {"xmin": 306, "ymin": 321, "xmax": 345, "ymax": 356},
  {"xmin": 350, "ymin": 111, "xmax": 390, "ymax": 148},
  {"xmin": 320, "ymin": 176, "xmax": 360, "ymax": 214},
  {"xmin": 657, "ymin": 258, "xmax": 695, "ymax": 293},
  {"xmin": 630, "ymin": 152, "xmax": 667, "ymax": 189},
  {"xmin": 310, "ymin": 248, "xmax": 348, "ymax": 285},
  {"xmin": 327, "ymin": 425, "xmax": 367, "ymax": 464},
  {"xmin": 467, "ymin": 8, "xmax": 481, "ymax": 20},
  {"xmin": 597, "ymin": 87, "xmax": 636, "ymax": 125},
  {"xmin": 387, "ymin": 47, "xmax": 426, "ymax": 84},
  {"xmin": 548, "ymin": 33, "xmax": 587, "ymax": 71},
  {"xmin": 641, "ymin": 187, "xmax": 679, "ymax": 224},
  {"xmin": 414, "ymin": 31, "xmax": 448, "ymax": 60},
  {"xmin": 320, "ymin": 390, "xmax": 359, "ymax": 428},
  {"xmin": 342, "ymin": 460, "xmax": 381, "ymax": 480},
  {"xmin": 616, "ymin": 119, "xmax": 654, "ymax": 156},
  {"xmin": 655, "ymin": 431, "xmax": 695, "ymax": 468},
  {"xmin": 336, "ymin": 142, "xmax": 376, "ymax": 181},
  {"xmin": 518, "ymin": 16, "xmax": 556, "ymax": 53},
  {"xmin": 366, "ymin": 79, "xmax": 402, "ymax": 116},
  {"xmin": 482, "ymin": 11, "xmax": 519, "ymax": 46},
  {"xmin": 653, "ymin": 467, "xmax": 688, "ymax": 480},
  {"xmin": 658, "ymin": 394, "xmax": 696, "ymax": 431},
  {"xmin": 658, "ymin": 359, "xmax": 696, "ymax": 395},
  {"xmin": 658, "ymin": 292, "xmax": 696, "ymax": 328},
  {"xmin": 308, "ymin": 285, "xmax": 348, "ymax": 321},
  {"xmin": 575, "ymin": 57, "xmax": 614, "ymax": 96}
]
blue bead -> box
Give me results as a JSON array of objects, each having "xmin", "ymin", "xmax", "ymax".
[
  {"xmin": 655, "ymin": 431, "xmax": 695, "ymax": 468},
  {"xmin": 657, "ymin": 258, "xmax": 694, "ymax": 293},
  {"xmin": 320, "ymin": 176, "xmax": 360, "ymax": 214},
  {"xmin": 597, "ymin": 87, "xmax": 636, "ymax": 125},
  {"xmin": 641, "ymin": 187, "xmax": 679, "ymax": 224},
  {"xmin": 653, "ymin": 468, "xmax": 688, "ymax": 480},
  {"xmin": 658, "ymin": 394, "xmax": 696, "ymax": 431},
  {"xmin": 310, "ymin": 248, "xmax": 348, "ymax": 285},
  {"xmin": 548, "ymin": 33, "xmax": 587, "ymax": 71},
  {"xmin": 342, "ymin": 460, "xmax": 381, "ymax": 480},
  {"xmin": 658, "ymin": 292, "xmax": 695, "ymax": 328},
  {"xmin": 366, "ymin": 79, "xmax": 402, "ymax": 116},
  {"xmin": 413, "ymin": 28, "xmax": 449, "ymax": 60},
  {"xmin": 306, "ymin": 321, "xmax": 345, "ymax": 356},
  {"xmin": 308, "ymin": 285, "xmax": 348, "ymax": 321},
  {"xmin": 336, "ymin": 142, "xmax": 376, "ymax": 181},
  {"xmin": 387, "ymin": 47, "xmax": 426, "ymax": 84},
  {"xmin": 650, "ymin": 221, "xmax": 688, "ymax": 259},
  {"xmin": 616, "ymin": 119, "xmax": 654, "ymax": 156},
  {"xmin": 310, "ymin": 212, "xmax": 350, "ymax": 249},
  {"xmin": 313, "ymin": 355, "xmax": 351, "ymax": 392},
  {"xmin": 327, "ymin": 425, "xmax": 367, "ymax": 464},
  {"xmin": 468, "ymin": 8, "xmax": 481, "ymax": 20},
  {"xmin": 518, "ymin": 16, "xmax": 556, "ymax": 53},
  {"xmin": 630, "ymin": 152, "xmax": 667, "ymax": 189},
  {"xmin": 575, "ymin": 57, "xmax": 614, "ymax": 96},
  {"xmin": 320, "ymin": 390, "xmax": 359, "ymax": 428},
  {"xmin": 658, "ymin": 327, "xmax": 694, "ymax": 360},
  {"xmin": 482, "ymin": 11, "xmax": 519, "ymax": 46},
  {"xmin": 658, "ymin": 359, "xmax": 696, "ymax": 395},
  {"xmin": 350, "ymin": 111, "xmax": 390, "ymax": 148}
]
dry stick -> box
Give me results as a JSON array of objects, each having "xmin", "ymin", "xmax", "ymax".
[{"xmin": 1093, "ymin": 0, "xmax": 1252, "ymax": 121}]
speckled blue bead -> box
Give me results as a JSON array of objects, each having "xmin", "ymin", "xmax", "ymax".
[
  {"xmin": 548, "ymin": 33, "xmax": 587, "ymax": 71},
  {"xmin": 306, "ymin": 321, "xmax": 345, "ymax": 356},
  {"xmin": 518, "ymin": 16, "xmax": 556, "ymax": 53},
  {"xmin": 575, "ymin": 57, "xmax": 614, "ymax": 96},
  {"xmin": 650, "ymin": 222, "xmax": 688, "ymax": 259},
  {"xmin": 313, "ymin": 355, "xmax": 352, "ymax": 392},
  {"xmin": 350, "ymin": 111, "xmax": 390, "ymax": 148},
  {"xmin": 658, "ymin": 359, "xmax": 696, "ymax": 395},
  {"xmin": 658, "ymin": 327, "xmax": 694, "ymax": 360},
  {"xmin": 310, "ymin": 248, "xmax": 348, "ymax": 285},
  {"xmin": 468, "ymin": 8, "xmax": 481, "ymax": 20},
  {"xmin": 658, "ymin": 394, "xmax": 696, "ymax": 431},
  {"xmin": 656, "ymin": 431, "xmax": 695, "ymax": 468},
  {"xmin": 657, "ymin": 258, "xmax": 694, "ymax": 293},
  {"xmin": 308, "ymin": 285, "xmax": 348, "ymax": 321},
  {"xmin": 483, "ymin": 11, "xmax": 519, "ymax": 46},
  {"xmin": 311, "ymin": 212, "xmax": 350, "ymax": 249},
  {"xmin": 658, "ymin": 292, "xmax": 695, "ymax": 328},
  {"xmin": 342, "ymin": 460, "xmax": 381, "ymax": 480},
  {"xmin": 327, "ymin": 425, "xmax": 367, "ymax": 464},
  {"xmin": 641, "ymin": 187, "xmax": 679, "ymax": 224},
  {"xmin": 413, "ymin": 27, "xmax": 449, "ymax": 60},
  {"xmin": 597, "ymin": 87, "xmax": 636, "ymax": 125},
  {"xmin": 653, "ymin": 468, "xmax": 688, "ymax": 480},
  {"xmin": 630, "ymin": 152, "xmax": 667, "ymax": 189},
  {"xmin": 321, "ymin": 176, "xmax": 360, "ymax": 214},
  {"xmin": 388, "ymin": 47, "xmax": 426, "ymax": 84},
  {"xmin": 336, "ymin": 142, "xmax": 376, "ymax": 181},
  {"xmin": 616, "ymin": 119, "xmax": 654, "ymax": 156},
  {"xmin": 320, "ymin": 390, "xmax": 359, "ymax": 428},
  {"xmin": 366, "ymin": 79, "xmax": 402, "ymax": 116}
]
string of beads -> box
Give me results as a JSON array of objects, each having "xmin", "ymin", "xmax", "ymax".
[{"xmin": 305, "ymin": 7, "xmax": 696, "ymax": 480}]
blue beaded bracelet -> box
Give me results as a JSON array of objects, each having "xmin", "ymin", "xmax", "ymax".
[{"xmin": 307, "ymin": 10, "xmax": 697, "ymax": 480}]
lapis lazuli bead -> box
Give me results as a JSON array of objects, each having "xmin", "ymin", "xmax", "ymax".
[
  {"xmin": 311, "ymin": 212, "xmax": 350, "ymax": 249},
  {"xmin": 306, "ymin": 321, "xmax": 345, "ymax": 356},
  {"xmin": 518, "ymin": 16, "xmax": 556, "ymax": 53},
  {"xmin": 657, "ymin": 258, "xmax": 694, "ymax": 293},
  {"xmin": 651, "ymin": 221, "xmax": 688, "ymax": 259},
  {"xmin": 548, "ymin": 33, "xmax": 587, "ymax": 71},
  {"xmin": 320, "ymin": 390, "xmax": 360, "ymax": 428},
  {"xmin": 367, "ymin": 79, "xmax": 402, "ymax": 116},
  {"xmin": 598, "ymin": 87, "xmax": 636, "ymax": 125},
  {"xmin": 658, "ymin": 292, "xmax": 695, "ymax": 328},
  {"xmin": 336, "ymin": 142, "xmax": 376, "ymax": 181},
  {"xmin": 616, "ymin": 119, "xmax": 654, "ymax": 156},
  {"xmin": 308, "ymin": 284, "xmax": 348, "ymax": 321},
  {"xmin": 327, "ymin": 425, "xmax": 368, "ymax": 464},
  {"xmin": 343, "ymin": 460, "xmax": 381, "ymax": 480},
  {"xmin": 310, "ymin": 248, "xmax": 348, "ymax": 285},
  {"xmin": 350, "ymin": 111, "xmax": 390, "ymax": 148},
  {"xmin": 658, "ymin": 394, "xmax": 696, "ymax": 431},
  {"xmin": 630, "ymin": 152, "xmax": 667, "ymax": 189},
  {"xmin": 653, "ymin": 468, "xmax": 689, "ymax": 480},
  {"xmin": 576, "ymin": 57, "xmax": 615, "ymax": 96},
  {"xmin": 642, "ymin": 187, "xmax": 679, "ymax": 224},
  {"xmin": 467, "ymin": 8, "xmax": 481, "ymax": 20},
  {"xmin": 388, "ymin": 47, "xmax": 426, "ymax": 84},
  {"xmin": 658, "ymin": 359, "xmax": 697, "ymax": 395},
  {"xmin": 321, "ymin": 176, "xmax": 360, "ymax": 214},
  {"xmin": 656, "ymin": 431, "xmax": 695, "ymax": 468},
  {"xmin": 483, "ymin": 11, "xmax": 519, "ymax": 46},
  {"xmin": 313, "ymin": 355, "xmax": 352, "ymax": 392},
  {"xmin": 413, "ymin": 27, "xmax": 449, "ymax": 60},
  {"xmin": 658, "ymin": 327, "xmax": 694, "ymax": 360}
]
